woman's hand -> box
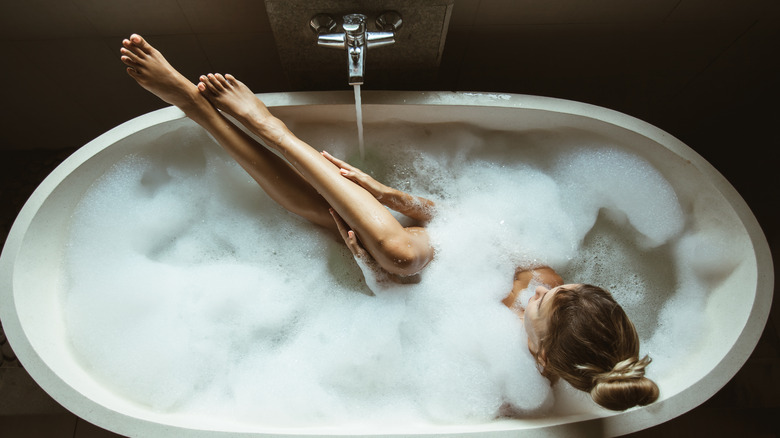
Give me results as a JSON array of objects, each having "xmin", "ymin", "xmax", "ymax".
[
  {"xmin": 330, "ymin": 208, "xmax": 370, "ymax": 260},
  {"xmin": 329, "ymin": 209, "xmax": 421, "ymax": 287},
  {"xmin": 321, "ymin": 151, "xmax": 389, "ymax": 200},
  {"xmin": 329, "ymin": 209, "xmax": 395, "ymax": 287},
  {"xmin": 322, "ymin": 151, "xmax": 436, "ymax": 222}
]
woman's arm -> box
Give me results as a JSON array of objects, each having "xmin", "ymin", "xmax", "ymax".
[
  {"xmin": 322, "ymin": 151, "xmax": 436, "ymax": 222},
  {"xmin": 330, "ymin": 209, "xmax": 421, "ymax": 286}
]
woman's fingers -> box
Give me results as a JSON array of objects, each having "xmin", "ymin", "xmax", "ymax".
[
  {"xmin": 322, "ymin": 151, "xmax": 363, "ymax": 179},
  {"xmin": 346, "ymin": 231, "xmax": 365, "ymax": 257},
  {"xmin": 329, "ymin": 209, "xmax": 365, "ymax": 257},
  {"xmin": 321, "ymin": 150, "xmax": 350, "ymax": 169},
  {"xmin": 329, "ymin": 209, "xmax": 392, "ymax": 286},
  {"xmin": 330, "ymin": 208, "xmax": 350, "ymax": 242},
  {"xmin": 321, "ymin": 151, "xmax": 385, "ymax": 199}
]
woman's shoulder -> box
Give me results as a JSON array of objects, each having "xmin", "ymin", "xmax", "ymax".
[
  {"xmin": 503, "ymin": 266, "xmax": 564, "ymax": 308},
  {"xmin": 514, "ymin": 266, "xmax": 563, "ymax": 287}
]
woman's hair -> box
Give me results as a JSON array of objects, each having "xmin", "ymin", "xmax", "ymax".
[{"xmin": 534, "ymin": 284, "xmax": 659, "ymax": 411}]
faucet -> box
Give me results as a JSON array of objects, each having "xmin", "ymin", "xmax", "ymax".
[{"xmin": 311, "ymin": 12, "xmax": 402, "ymax": 85}]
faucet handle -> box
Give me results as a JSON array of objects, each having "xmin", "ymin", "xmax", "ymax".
[
  {"xmin": 312, "ymin": 14, "xmax": 346, "ymax": 49},
  {"xmin": 309, "ymin": 14, "xmax": 337, "ymax": 35},
  {"xmin": 343, "ymin": 14, "xmax": 367, "ymax": 33},
  {"xmin": 376, "ymin": 11, "xmax": 403, "ymax": 32},
  {"xmin": 343, "ymin": 14, "xmax": 367, "ymax": 46}
]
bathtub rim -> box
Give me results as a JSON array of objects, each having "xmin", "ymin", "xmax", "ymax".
[{"xmin": 0, "ymin": 90, "xmax": 773, "ymax": 437}]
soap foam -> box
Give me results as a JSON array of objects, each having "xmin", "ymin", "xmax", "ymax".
[{"xmin": 63, "ymin": 121, "xmax": 743, "ymax": 426}]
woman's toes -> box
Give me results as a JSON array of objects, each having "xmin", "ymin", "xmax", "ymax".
[
  {"xmin": 120, "ymin": 48, "xmax": 139, "ymax": 63},
  {"xmin": 208, "ymin": 74, "xmax": 225, "ymax": 91},
  {"xmin": 126, "ymin": 67, "xmax": 140, "ymax": 78},
  {"xmin": 215, "ymin": 73, "xmax": 229, "ymax": 87},
  {"xmin": 130, "ymin": 34, "xmax": 153, "ymax": 54},
  {"xmin": 120, "ymin": 55, "xmax": 136, "ymax": 68},
  {"xmin": 201, "ymin": 75, "xmax": 219, "ymax": 93},
  {"xmin": 122, "ymin": 42, "xmax": 146, "ymax": 59}
]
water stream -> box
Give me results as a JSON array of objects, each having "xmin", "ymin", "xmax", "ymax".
[{"xmin": 354, "ymin": 84, "xmax": 365, "ymax": 159}]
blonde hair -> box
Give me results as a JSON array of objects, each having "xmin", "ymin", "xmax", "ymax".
[{"xmin": 535, "ymin": 284, "xmax": 659, "ymax": 411}]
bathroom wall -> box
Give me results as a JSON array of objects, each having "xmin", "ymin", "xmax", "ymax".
[
  {"xmin": 0, "ymin": 0, "xmax": 778, "ymax": 435},
  {"xmin": 1, "ymin": 0, "xmax": 777, "ymax": 159}
]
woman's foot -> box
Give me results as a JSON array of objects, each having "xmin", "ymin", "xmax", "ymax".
[
  {"xmin": 120, "ymin": 34, "xmax": 199, "ymax": 109},
  {"xmin": 197, "ymin": 73, "xmax": 273, "ymax": 127}
]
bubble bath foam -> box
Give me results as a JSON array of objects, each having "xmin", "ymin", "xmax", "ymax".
[{"xmin": 0, "ymin": 91, "xmax": 772, "ymax": 437}]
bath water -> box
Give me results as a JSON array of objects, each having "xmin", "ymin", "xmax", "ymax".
[
  {"xmin": 354, "ymin": 84, "xmax": 365, "ymax": 159},
  {"xmin": 62, "ymin": 121, "xmax": 744, "ymax": 426}
]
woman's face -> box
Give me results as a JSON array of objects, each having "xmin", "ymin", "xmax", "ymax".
[{"xmin": 524, "ymin": 284, "xmax": 581, "ymax": 356}]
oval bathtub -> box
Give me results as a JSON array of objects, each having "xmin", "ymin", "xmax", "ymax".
[{"xmin": 0, "ymin": 91, "xmax": 773, "ymax": 437}]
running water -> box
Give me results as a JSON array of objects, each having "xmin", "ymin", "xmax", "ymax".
[{"xmin": 354, "ymin": 84, "xmax": 365, "ymax": 159}]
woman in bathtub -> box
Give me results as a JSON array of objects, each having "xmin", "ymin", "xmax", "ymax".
[{"xmin": 120, "ymin": 33, "xmax": 659, "ymax": 412}]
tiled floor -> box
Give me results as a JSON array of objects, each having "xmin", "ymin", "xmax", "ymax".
[{"xmin": 0, "ymin": 149, "xmax": 777, "ymax": 437}]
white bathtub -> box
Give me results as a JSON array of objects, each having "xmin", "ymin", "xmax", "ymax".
[{"xmin": 0, "ymin": 91, "xmax": 773, "ymax": 437}]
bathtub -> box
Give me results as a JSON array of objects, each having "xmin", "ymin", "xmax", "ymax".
[{"xmin": 0, "ymin": 91, "xmax": 773, "ymax": 437}]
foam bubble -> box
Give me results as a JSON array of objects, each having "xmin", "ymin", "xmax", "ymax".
[
  {"xmin": 553, "ymin": 146, "xmax": 685, "ymax": 248},
  {"xmin": 63, "ymin": 121, "xmax": 721, "ymax": 426}
]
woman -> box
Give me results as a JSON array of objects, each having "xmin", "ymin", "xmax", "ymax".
[
  {"xmin": 120, "ymin": 34, "xmax": 658, "ymax": 412},
  {"xmin": 504, "ymin": 268, "xmax": 659, "ymax": 410}
]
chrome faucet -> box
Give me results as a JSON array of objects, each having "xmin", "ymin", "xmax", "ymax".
[{"xmin": 311, "ymin": 12, "xmax": 402, "ymax": 85}]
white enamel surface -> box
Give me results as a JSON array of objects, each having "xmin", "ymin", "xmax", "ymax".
[{"xmin": 0, "ymin": 91, "xmax": 773, "ymax": 437}]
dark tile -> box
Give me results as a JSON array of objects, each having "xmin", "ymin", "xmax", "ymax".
[
  {"xmin": 0, "ymin": 368, "xmax": 69, "ymax": 416},
  {"xmin": 624, "ymin": 407, "xmax": 780, "ymax": 437},
  {"xmin": 0, "ymin": 0, "xmax": 98, "ymax": 40},
  {"xmin": 198, "ymin": 32, "xmax": 290, "ymax": 92},
  {"xmin": 71, "ymin": 0, "xmax": 191, "ymax": 37},
  {"xmin": 456, "ymin": 20, "xmax": 751, "ymax": 118},
  {"xmin": 750, "ymin": 322, "xmax": 780, "ymax": 360},
  {"xmin": 438, "ymin": 29, "xmax": 470, "ymax": 91},
  {"xmin": 0, "ymin": 149, "xmax": 76, "ymax": 249},
  {"xmin": 0, "ymin": 42, "xmax": 104, "ymax": 151},
  {"xmin": 474, "ymin": 0, "xmax": 679, "ymax": 26},
  {"xmin": 667, "ymin": 0, "xmax": 779, "ymax": 21},
  {"xmin": 0, "ymin": 414, "xmax": 78, "ymax": 438},
  {"xmin": 178, "ymin": 0, "xmax": 271, "ymax": 34},
  {"xmin": 730, "ymin": 360, "xmax": 780, "ymax": 408},
  {"xmin": 449, "ymin": 0, "xmax": 479, "ymax": 29},
  {"xmin": 74, "ymin": 420, "xmax": 126, "ymax": 438}
]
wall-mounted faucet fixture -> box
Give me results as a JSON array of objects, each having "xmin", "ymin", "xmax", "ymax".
[
  {"xmin": 310, "ymin": 12, "xmax": 402, "ymax": 85},
  {"xmin": 265, "ymin": 0, "xmax": 454, "ymax": 90}
]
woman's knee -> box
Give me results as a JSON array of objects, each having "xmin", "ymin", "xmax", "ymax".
[{"xmin": 374, "ymin": 232, "xmax": 432, "ymax": 276}]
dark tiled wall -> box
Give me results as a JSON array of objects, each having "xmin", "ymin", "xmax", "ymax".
[{"xmin": 1, "ymin": 1, "xmax": 777, "ymax": 154}]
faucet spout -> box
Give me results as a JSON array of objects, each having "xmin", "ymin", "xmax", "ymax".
[
  {"xmin": 343, "ymin": 14, "xmax": 367, "ymax": 85},
  {"xmin": 348, "ymin": 45, "xmax": 365, "ymax": 85}
]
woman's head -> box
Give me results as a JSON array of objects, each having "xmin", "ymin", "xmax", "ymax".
[{"xmin": 524, "ymin": 283, "xmax": 659, "ymax": 411}]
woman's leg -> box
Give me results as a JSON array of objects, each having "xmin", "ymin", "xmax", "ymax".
[
  {"xmin": 198, "ymin": 74, "xmax": 434, "ymax": 276},
  {"xmin": 119, "ymin": 34, "xmax": 335, "ymax": 229}
]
